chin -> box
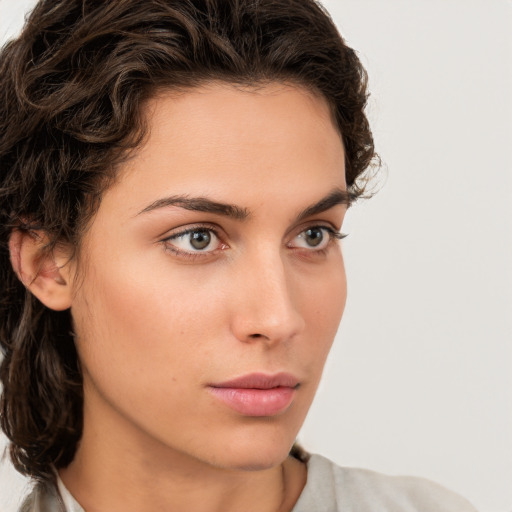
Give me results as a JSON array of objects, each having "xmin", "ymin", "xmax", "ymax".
[{"xmin": 201, "ymin": 425, "xmax": 297, "ymax": 472}]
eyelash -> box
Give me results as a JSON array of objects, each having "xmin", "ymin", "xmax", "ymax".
[{"xmin": 162, "ymin": 224, "xmax": 347, "ymax": 261}]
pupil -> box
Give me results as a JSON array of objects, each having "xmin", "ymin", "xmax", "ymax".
[
  {"xmin": 306, "ymin": 228, "xmax": 323, "ymax": 247},
  {"xmin": 190, "ymin": 231, "xmax": 211, "ymax": 250}
]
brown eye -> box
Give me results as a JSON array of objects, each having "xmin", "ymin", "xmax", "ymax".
[
  {"xmin": 165, "ymin": 228, "xmax": 221, "ymax": 254},
  {"xmin": 303, "ymin": 227, "xmax": 324, "ymax": 247},
  {"xmin": 189, "ymin": 230, "xmax": 211, "ymax": 250},
  {"xmin": 288, "ymin": 226, "xmax": 342, "ymax": 251}
]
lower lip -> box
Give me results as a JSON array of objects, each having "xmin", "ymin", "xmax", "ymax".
[{"xmin": 208, "ymin": 386, "xmax": 296, "ymax": 416}]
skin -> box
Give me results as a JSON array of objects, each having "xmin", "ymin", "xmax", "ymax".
[{"xmin": 15, "ymin": 83, "xmax": 348, "ymax": 512}]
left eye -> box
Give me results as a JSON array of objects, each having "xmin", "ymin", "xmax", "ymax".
[
  {"xmin": 165, "ymin": 228, "xmax": 221, "ymax": 253},
  {"xmin": 289, "ymin": 226, "xmax": 339, "ymax": 250}
]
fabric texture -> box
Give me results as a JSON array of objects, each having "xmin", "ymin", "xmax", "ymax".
[
  {"xmin": 292, "ymin": 454, "xmax": 478, "ymax": 512},
  {"xmin": 19, "ymin": 454, "xmax": 478, "ymax": 512}
]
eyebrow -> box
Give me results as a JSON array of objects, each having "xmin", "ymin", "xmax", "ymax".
[
  {"xmin": 137, "ymin": 187, "xmax": 351, "ymax": 220},
  {"xmin": 137, "ymin": 195, "xmax": 250, "ymax": 220},
  {"xmin": 296, "ymin": 188, "xmax": 352, "ymax": 220}
]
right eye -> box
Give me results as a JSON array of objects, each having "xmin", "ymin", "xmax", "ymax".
[{"xmin": 163, "ymin": 227, "xmax": 226, "ymax": 256}]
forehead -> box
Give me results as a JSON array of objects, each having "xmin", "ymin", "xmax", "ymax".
[
  {"xmin": 95, "ymin": 82, "xmax": 346, "ymax": 223},
  {"xmin": 144, "ymin": 81, "xmax": 339, "ymax": 136}
]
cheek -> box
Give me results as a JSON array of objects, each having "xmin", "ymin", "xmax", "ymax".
[
  {"xmin": 70, "ymin": 258, "xmax": 224, "ymax": 398},
  {"xmin": 302, "ymin": 256, "xmax": 347, "ymax": 328},
  {"xmin": 297, "ymin": 257, "xmax": 347, "ymax": 370},
  {"xmin": 70, "ymin": 263, "xmax": 229, "ymax": 452}
]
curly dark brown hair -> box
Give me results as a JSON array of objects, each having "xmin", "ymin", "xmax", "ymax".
[{"xmin": 0, "ymin": 0, "xmax": 377, "ymax": 483}]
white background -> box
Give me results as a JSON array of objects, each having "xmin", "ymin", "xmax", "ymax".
[{"xmin": 1, "ymin": 1, "xmax": 511, "ymax": 511}]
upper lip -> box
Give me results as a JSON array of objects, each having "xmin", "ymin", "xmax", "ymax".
[{"xmin": 209, "ymin": 372, "xmax": 300, "ymax": 389}]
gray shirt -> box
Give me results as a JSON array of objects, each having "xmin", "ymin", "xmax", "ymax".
[{"xmin": 19, "ymin": 454, "xmax": 478, "ymax": 512}]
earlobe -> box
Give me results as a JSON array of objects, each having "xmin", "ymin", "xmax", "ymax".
[{"xmin": 8, "ymin": 229, "xmax": 74, "ymax": 311}]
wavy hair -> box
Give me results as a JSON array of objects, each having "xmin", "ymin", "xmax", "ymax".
[{"xmin": 0, "ymin": 0, "xmax": 377, "ymax": 483}]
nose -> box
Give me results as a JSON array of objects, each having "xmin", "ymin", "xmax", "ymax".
[{"xmin": 229, "ymin": 248, "xmax": 306, "ymax": 346}]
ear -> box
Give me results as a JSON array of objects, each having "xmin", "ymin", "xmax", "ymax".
[{"xmin": 9, "ymin": 229, "xmax": 74, "ymax": 311}]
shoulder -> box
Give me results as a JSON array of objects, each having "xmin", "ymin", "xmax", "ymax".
[{"xmin": 293, "ymin": 454, "xmax": 478, "ymax": 512}]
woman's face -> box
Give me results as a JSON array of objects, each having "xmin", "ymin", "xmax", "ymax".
[{"xmin": 69, "ymin": 83, "xmax": 348, "ymax": 471}]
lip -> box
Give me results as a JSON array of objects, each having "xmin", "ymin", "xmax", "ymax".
[{"xmin": 208, "ymin": 372, "xmax": 300, "ymax": 417}]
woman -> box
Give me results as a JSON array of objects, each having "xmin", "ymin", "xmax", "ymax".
[{"xmin": 0, "ymin": 1, "xmax": 478, "ymax": 510}]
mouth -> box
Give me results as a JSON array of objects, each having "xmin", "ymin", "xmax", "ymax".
[{"xmin": 208, "ymin": 372, "xmax": 300, "ymax": 417}]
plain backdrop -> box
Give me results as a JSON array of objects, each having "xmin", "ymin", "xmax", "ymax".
[{"xmin": 1, "ymin": 1, "xmax": 511, "ymax": 511}]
